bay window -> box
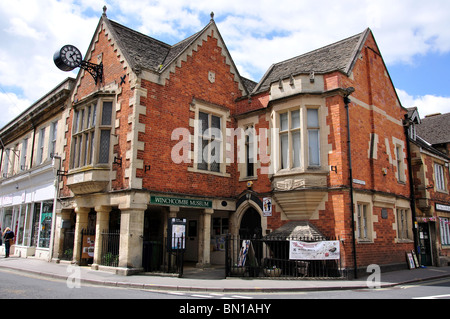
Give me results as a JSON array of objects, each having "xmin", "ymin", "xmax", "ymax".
[
  {"xmin": 276, "ymin": 106, "xmax": 322, "ymax": 172},
  {"xmin": 71, "ymin": 99, "xmax": 113, "ymax": 169}
]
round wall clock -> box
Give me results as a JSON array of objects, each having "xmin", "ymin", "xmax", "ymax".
[{"xmin": 53, "ymin": 45, "xmax": 83, "ymax": 71}]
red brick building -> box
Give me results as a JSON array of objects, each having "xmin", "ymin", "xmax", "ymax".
[
  {"xmin": 53, "ymin": 9, "xmax": 414, "ymax": 276},
  {"xmin": 406, "ymin": 110, "xmax": 450, "ymax": 267}
]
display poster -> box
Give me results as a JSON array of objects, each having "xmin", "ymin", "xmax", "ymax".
[
  {"xmin": 289, "ymin": 240, "xmax": 340, "ymax": 260},
  {"xmin": 168, "ymin": 218, "xmax": 186, "ymax": 250},
  {"xmin": 171, "ymin": 224, "xmax": 186, "ymax": 250},
  {"xmin": 237, "ymin": 240, "xmax": 250, "ymax": 266},
  {"xmin": 263, "ymin": 197, "xmax": 272, "ymax": 217},
  {"xmin": 82, "ymin": 235, "xmax": 95, "ymax": 259}
]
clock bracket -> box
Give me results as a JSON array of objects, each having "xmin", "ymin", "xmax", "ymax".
[{"xmin": 80, "ymin": 60, "xmax": 103, "ymax": 84}]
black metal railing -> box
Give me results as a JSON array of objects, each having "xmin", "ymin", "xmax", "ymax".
[
  {"xmin": 142, "ymin": 235, "xmax": 185, "ymax": 277},
  {"xmin": 225, "ymin": 234, "xmax": 345, "ymax": 279},
  {"xmin": 61, "ymin": 230, "xmax": 75, "ymax": 261},
  {"xmin": 100, "ymin": 229, "xmax": 120, "ymax": 267}
]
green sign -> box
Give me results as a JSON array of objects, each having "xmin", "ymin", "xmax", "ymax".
[{"xmin": 150, "ymin": 196, "xmax": 213, "ymax": 208}]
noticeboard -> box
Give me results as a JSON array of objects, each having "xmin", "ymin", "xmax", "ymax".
[
  {"xmin": 82, "ymin": 234, "xmax": 95, "ymax": 259},
  {"xmin": 167, "ymin": 218, "xmax": 186, "ymax": 251}
]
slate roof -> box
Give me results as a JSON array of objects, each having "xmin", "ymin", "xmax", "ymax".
[
  {"xmin": 107, "ymin": 19, "xmax": 171, "ymax": 71},
  {"xmin": 416, "ymin": 112, "xmax": 450, "ymax": 145},
  {"xmin": 104, "ymin": 17, "xmax": 254, "ymax": 94},
  {"xmin": 253, "ymin": 28, "xmax": 370, "ymax": 94}
]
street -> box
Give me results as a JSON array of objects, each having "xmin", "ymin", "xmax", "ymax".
[{"xmin": 0, "ymin": 267, "xmax": 449, "ymax": 300}]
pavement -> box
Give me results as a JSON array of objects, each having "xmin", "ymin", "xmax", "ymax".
[{"xmin": 0, "ymin": 256, "xmax": 449, "ymax": 293}]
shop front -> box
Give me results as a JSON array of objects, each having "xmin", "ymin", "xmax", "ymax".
[{"xmin": 0, "ymin": 165, "xmax": 57, "ymax": 260}]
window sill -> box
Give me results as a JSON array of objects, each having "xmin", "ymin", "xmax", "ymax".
[
  {"xmin": 187, "ymin": 166, "xmax": 230, "ymax": 178},
  {"xmin": 396, "ymin": 238, "xmax": 414, "ymax": 244},
  {"xmin": 357, "ymin": 239, "xmax": 374, "ymax": 244}
]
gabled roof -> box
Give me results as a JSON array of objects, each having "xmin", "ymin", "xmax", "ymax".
[
  {"xmin": 106, "ymin": 19, "xmax": 171, "ymax": 71},
  {"xmin": 100, "ymin": 15, "xmax": 250, "ymax": 95},
  {"xmin": 253, "ymin": 28, "xmax": 371, "ymax": 94},
  {"xmin": 416, "ymin": 112, "xmax": 450, "ymax": 145}
]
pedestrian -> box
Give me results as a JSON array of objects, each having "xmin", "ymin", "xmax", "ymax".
[{"xmin": 3, "ymin": 227, "xmax": 15, "ymax": 258}]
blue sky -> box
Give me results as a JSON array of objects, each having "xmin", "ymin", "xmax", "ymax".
[{"xmin": 1, "ymin": 0, "xmax": 450, "ymax": 128}]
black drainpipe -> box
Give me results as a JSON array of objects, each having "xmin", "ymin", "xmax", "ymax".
[
  {"xmin": 403, "ymin": 120, "xmax": 419, "ymax": 255},
  {"xmin": 344, "ymin": 87, "xmax": 358, "ymax": 279}
]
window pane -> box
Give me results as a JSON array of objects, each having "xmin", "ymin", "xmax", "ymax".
[
  {"xmin": 292, "ymin": 131, "xmax": 301, "ymax": 168},
  {"xmin": 211, "ymin": 115, "xmax": 221, "ymax": 130},
  {"xmin": 281, "ymin": 133, "xmax": 288, "ymax": 169},
  {"xmin": 39, "ymin": 201, "xmax": 53, "ymax": 248},
  {"xmin": 91, "ymin": 104, "xmax": 97, "ymax": 127},
  {"xmin": 80, "ymin": 109, "xmax": 85, "ymax": 131},
  {"xmin": 199, "ymin": 112, "xmax": 209, "ymax": 134},
  {"xmin": 77, "ymin": 134, "xmax": 83, "ymax": 167},
  {"xmin": 280, "ymin": 113, "xmax": 288, "ymax": 131},
  {"xmin": 291, "ymin": 110, "xmax": 300, "ymax": 129},
  {"xmin": 89, "ymin": 132, "xmax": 94, "ymax": 164},
  {"xmin": 210, "ymin": 140, "xmax": 221, "ymax": 172},
  {"xmin": 73, "ymin": 111, "xmax": 79, "ymax": 133},
  {"xmin": 101, "ymin": 102, "xmax": 113, "ymax": 125},
  {"xmin": 98, "ymin": 130, "xmax": 111, "ymax": 163},
  {"xmin": 308, "ymin": 130, "xmax": 320, "ymax": 166},
  {"xmin": 83, "ymin": 133, "xmax": 89, "ymax": 166},
  {"xmin": 197, "ymin": 137, "xmax": 207, "ymax": 170},
  {"xmin": 87, "ymin": 105, "xmax": 91, "ymax": 128},
  {"xmin": 71, "ymin": 137, "xmax": 77, "ymax": 168},
  {"xmin": 307, "ymin": 109, "xmax": 319, "ymax": 128}
]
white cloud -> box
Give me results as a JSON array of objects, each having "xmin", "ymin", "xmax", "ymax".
[
  {"xmin": 1, "ymin": 0, "xmax": 450, "ymax": 127},
  {"xmin": 0, "ymin": 91, "xmax": 31, "ymax": 128},
  {"xmin": 397, "ymin": 89, "xmax": 450, "ymax": 117}
]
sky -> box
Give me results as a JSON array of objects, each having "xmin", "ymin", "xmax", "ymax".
[{"xmin": 1, "ymin": 0, "xmax": 450, "ymax": 128}]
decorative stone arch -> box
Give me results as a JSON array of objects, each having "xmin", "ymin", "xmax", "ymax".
[{"xmin": 231, "ymin": 197, "xmax": 267, "ymax": 237}]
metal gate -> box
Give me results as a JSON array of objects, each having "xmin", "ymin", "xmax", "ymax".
[
  {"xmin": 225, "ymin": 234, "xmax": 345, "ymax": 279},
  {"xmin": 61, "ymin": 230, "xmax": 75, "ymax": 261}
]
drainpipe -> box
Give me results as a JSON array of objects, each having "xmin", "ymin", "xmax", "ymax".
[{"xmin": 343, "ymin": 87, "xmax": 358, "ymax": 279}]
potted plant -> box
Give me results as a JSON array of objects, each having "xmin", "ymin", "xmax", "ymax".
[
  {"xmin": 230, "ymin": 264, "xmax": 245, "ymax": 276},
  {"xmin": 263, "ymin": 265, "xmax": 282, "ymax": 277}
]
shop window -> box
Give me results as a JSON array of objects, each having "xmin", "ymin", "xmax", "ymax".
[
  {"xmin": 39, "ymin": 201, "xmax": 53, "ymax": 248},
  {"xmin": 16, "ymin": 204, "xmax": 27, "ymax": 245},
  {"xmin": 212, "ymin": 217, "xmax": 229, "ymax": 236}
]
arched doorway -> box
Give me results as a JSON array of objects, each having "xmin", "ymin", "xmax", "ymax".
[{"xmin": 239, "ymin": 207, "xmax": 262, "ymax": 239}]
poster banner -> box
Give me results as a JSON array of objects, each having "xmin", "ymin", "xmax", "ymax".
[
  {"xmin": 289, "ymin": 240, "xmax": 340, "ymax": 260},
  {"xmin": 263, "ymin": 197, "xmax": 272, "ymax": 217}
]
